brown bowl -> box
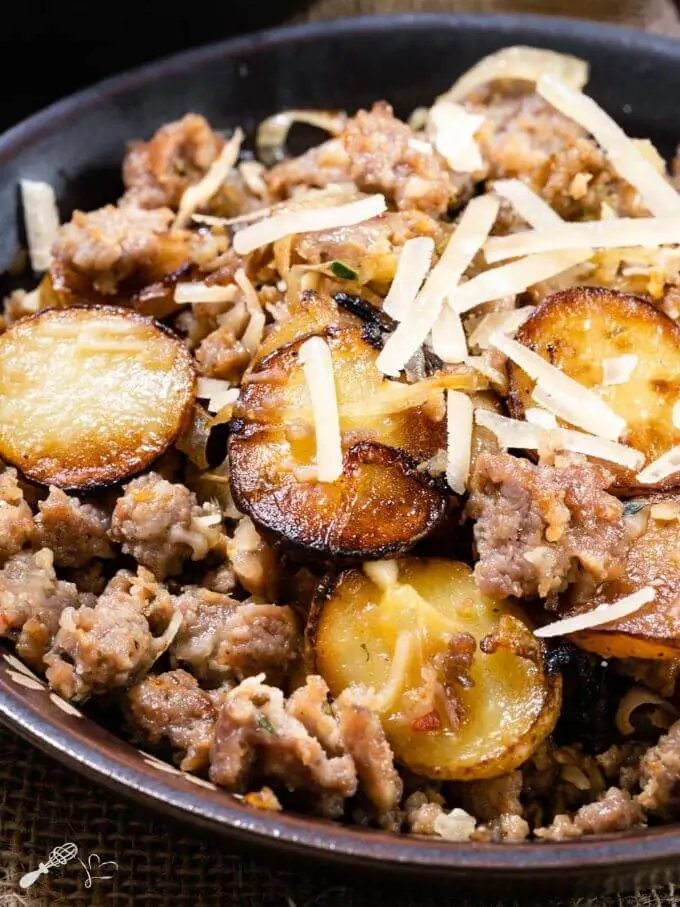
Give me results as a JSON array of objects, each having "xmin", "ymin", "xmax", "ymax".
[{"xmin": 2, "ymin": 13, "xmax": 680, "ymax": 897}]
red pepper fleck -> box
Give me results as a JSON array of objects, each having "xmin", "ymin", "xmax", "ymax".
[{"xmin": 411, "ymin": 710, "xmax": 441, "ymax": 733}]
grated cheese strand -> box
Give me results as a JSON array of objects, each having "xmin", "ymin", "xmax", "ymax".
[
  {"xmin": 21, "ymin": 180, "xmax": 60, "ymax": 272},
  {"xmin": 491, "ymin": 331, "xmax": 626, "ymax": 441},
  {"xmin": 376, "ymin": 194, "xmax": 500, "ymax": 377},
  {"xmin": 241, "ymin": 310, "xmax": 266, "ymax": 356},
  {"xmin": 430, "ymin": 101, "xmax": 484, "ymax": 173},
  {"xmin": 197, "ymin": 377, "xmax": 239, "ymax": 414},
  {"xmin": 448, "ymin": 250, "xmax": 591, "ymax": 313},
  {"xmin": 636, "ymin": 446, "xmax": 680, "ymax": 485},
  {"xmin": 298, "ymin": 337, "xmax": 344, "ymax": 482},
  {"xmin": 174, "ymin": 128, "xmax": 244, "ymax": 229},
  {"xmin": 234, "ymin": 268, "xmax": 263, "ymax": 314},
  {"xmin": 446, "ymin": 391, "xmax": 473, "ymax": 494},
  {"xmin": 484, "ymin": 216, "xmax": 680, "ymax": 264},
  {"xmin": 537, "ymin": 74, "xmax": 680, "ymax": 217},
  {"xmin": 431, "ymin": 305, "xmax": 468, "ymax": 363},
  {"xmin": 492, "ymin": 179, "xmax": 564, "ymax": 228},
  {"xmin": 372, "ymin": 632, "xmax": 416, "ymax": 712},
  {"xmin": 525, "ymin": 407, "xmax": 558, "ymax": 430},
  {"xmin": 233, "ymin": 194, "xmax": 386, "ymax": 256},
  {"xmin": 382, "ymin": 237, "xmax": 435, "ymax": 321},
  {"xmin": 467, "ymin": 306, "xmax": 535, "ymax": 350},
  {"xmin": 364, "ymin": 560, "xmax": 399, "ymax": 591},
  {"xmin": 534, "ymin": 587, "xmax": 656, "ymax": 638},
  {"xmin": 475, "ymin": 409, "xmax": 644, "ymax": 471},
  {"xmin": 174, "ymin": 283, "xmax": 238, "ymax": 305}
]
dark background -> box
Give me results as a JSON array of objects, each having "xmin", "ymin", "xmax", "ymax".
[{"xmin": 0, "ymin": 0, "xmax": 309, "ymax": 131}]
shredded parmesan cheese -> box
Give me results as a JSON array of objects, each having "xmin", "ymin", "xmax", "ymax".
[
  {"xmin": 601, "ymin": 354, "xmax": 638, "ymax": 386},
  {"xmin": 240, "ymin": 311, "xmax": 266, "ymax": 356},
  {"xmin": 382, "ymin": 237, "xmax": 434, "ymax": 321},
  {"xmin": 233, "ymin": 194, "xmax": 386, "ymax": 256},
  {"xmin": 193, "ymin": 185, "xmax": 355, "ymax": 229},
  {"xmin": 20, "ymin": 179, "xmax": 60, "ymax": 272},
  {"xmin": 440, "ymin": 46, "xmax": 589, "ymax": 104},
  {"xmin": 174, "ymin": 282, "xmax": 238, "ymax": 305},
  {"xmin": 446, "ymin": 391, "xmax": 473, "ymax": 494},
  {"xmin": 633, "ymin": 138, "xmax": 666, "ymax": 175},
  {"xmin": 468, "ymin": 306, "xmax": 535, "ymax": 350},
  {"xmin": 448, "ymin": 250, "xmax": 591, "ymax": 313},
  {"xmin": 429, "ymin": 101, "xmax": 484, "ymax": 172},
  {"xmin": 464, "ymin": 355, "xmax": 506, "ymax": 388},
  {"xmin": 298, "ymin": 337, "xmax": 343, "ymax": 482},
  {"xmin": 484, "ymin": 216, "xmax": 680, "ymax": 264},
  {"xmin": 493, "ymin": 179, "xmax": 563, "ymax": 228},
  {"xmin": 534, "ymin": 587, "xmax": 656, "ymax": 638},
  {"xmin": 337, "ymin": 371, "xmax": 480, "ymax": 421},
  {"xmin": 431, "ymin": 306, "xmax": 468, "ymax": 363},
  {"xmin": 234, "ymin": 268, "xmax": 262, "ymax": 314},
  {"xmin": 475, "ymin": 410, "xmax": 644, "ymax": 471},
  {"xmin": 239, "ymin": 161, "xmax": 268, "ymax": 197},
  {"xmin": 197, "ymin": 378, "xmax": 239, "ymax": 413},
  {"xmin": 490, "ymin": 331, "xmax": 626, "ymax": 441},
  {"xmin": 376, "ymin": 194, "xmax": 499, "ymax": 376},
  {"xmin": 364, "ymin": 560, "xmax": 399, "ymax": 590},
  {"xmin": 174, "ymin": 127, "xmax": 244, "ymax": 229},
  {"xmin": 525, "ymin": 407, "xmax": 558, "ymax": 430},
  {"xmin": 537, "ymin": 74, "xmax": 680, "ymax": 217},
  {"xmin": 636, "ymin": 446, "xmax": 680, "ymax": 485},
  {"xmin": 372, "ymin": 632, "xmax": 416, "ymax": 712}
]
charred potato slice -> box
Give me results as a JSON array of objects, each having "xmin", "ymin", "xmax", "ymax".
[
  {"xmin": 229, "ymin": 293, "xmax": 474, "ymax": 561},
  {"xmin": 308, "ymin": 559, "xmax": 561, "ymax": 780},
  {"xmin": 0, "ymin": 306, "xmax": 196, "ymax": 488},
  {"xmin": 561, "ymin": 496, "xmax": 680, "ymax": 659},
  {"xmin": 508, "ymin": 287, "xmax": 680, "ymax": 488}
]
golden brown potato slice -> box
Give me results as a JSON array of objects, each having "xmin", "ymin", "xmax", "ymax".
[
  {"xmin": 0, "ymin": 306, "xmax": 196, "ymax": 488},
  {"xmin": 560, "ymin": 496, "xmax": 680, "ymax": 659},
  {"xmin": 308, "ymin": 558, "xmax": 561, "ymax": 780},
  {"xmin": 252, "ymin": 289, "xmax": 341, "ymax": 363},
  {"xmin": 229, "ymin": 323, "xmax": 453, "ymax": 559},
  {"xmin": 508, "ymin": 287, "xmax": 680, "ymax": 489}
]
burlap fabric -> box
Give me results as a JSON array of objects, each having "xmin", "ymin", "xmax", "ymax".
[{"xmin": 3, "ymin": 2, "xmax": 680, "ymax": 904}]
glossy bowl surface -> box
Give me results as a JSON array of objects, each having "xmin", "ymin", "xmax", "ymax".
[{"xmin": 1, "ymin": 13, "xmax": 680, "ymax": 895}]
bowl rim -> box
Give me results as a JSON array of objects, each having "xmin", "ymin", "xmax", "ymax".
[{"xmin": 2, "ymin": 10, "xmax": 680, "ymax": 881}]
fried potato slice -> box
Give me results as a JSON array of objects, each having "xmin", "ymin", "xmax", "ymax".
[
  {"xmin": 229, "ymin": 295, "xmax": 461, "ymax": 559},
  {"xmin": 0, "ymin": 306, "xmax": 196, "ymax": 488},
  {"xmin": 307, "ymin": 558, "xmax": 561, "ymax": 780},
  {"xmin": 561, "ymin": 496, "xmax": 680, "ymax": 659},
  {"xmin": 508, "ymin": 287, "xmax": 680, "ymax": 489}
]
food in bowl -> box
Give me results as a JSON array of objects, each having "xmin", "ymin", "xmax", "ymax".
[{"xmin": 3, "ymin": 44, "xmax": 680, "ymax": 842}]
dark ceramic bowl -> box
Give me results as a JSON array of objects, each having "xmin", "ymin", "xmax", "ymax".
[{"xmin": 1, "ymin": 12, "xmax": 680, "ymax": 897}]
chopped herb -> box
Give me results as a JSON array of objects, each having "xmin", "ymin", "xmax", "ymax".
[
  {"xmin": 624, "ymin": 499, "xmax": 648, "ymax": 516},
  {"xmin": 360, "ymin": 643, "xmax": 371, "ymax": 662},
  {"xmin": 256, "ymin": 714, "xmax": 277, "ymax": 735},
  {"xmin": 330, "ymin": 260, "xmax": 359, "ymax": 281}
]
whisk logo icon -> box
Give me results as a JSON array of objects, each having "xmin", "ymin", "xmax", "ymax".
[
  {"xmin": 18, "ymin": 842, "xmax": 118, "ymax": 890},
  {"xmin": 19, "ymin": 843, "xmax": 78, "ymax": 889}
]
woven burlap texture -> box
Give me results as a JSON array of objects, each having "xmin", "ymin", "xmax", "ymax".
[{"xmin": 3, "ymin": 2, "xmax": 680, "ymax": 905}]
